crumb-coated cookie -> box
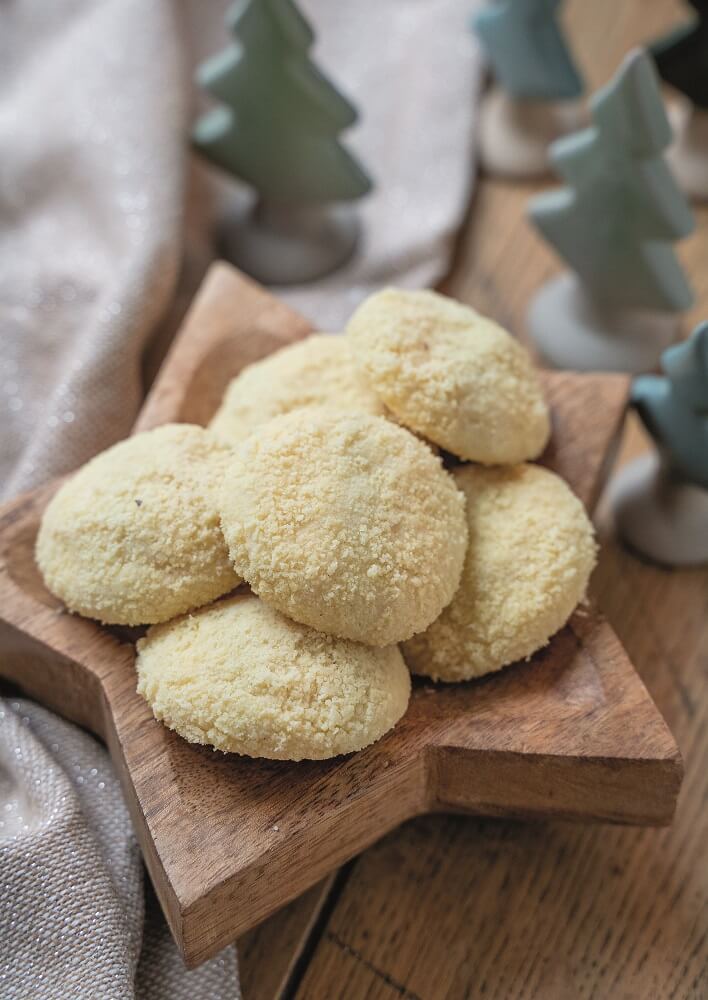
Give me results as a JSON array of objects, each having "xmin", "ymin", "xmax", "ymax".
[
  {"xmin": 136, "ymin": 593, "xmax": 411, "ymax": 760},
  {"xmin": 36, "ymin": 424, "xmax": 240, "ymax": 626},
  {"xmin": 346, "ymin": 288, "xmax": 551, "ymax": 464},
  {"xmin": 219, "ymin": 409, "xmax": 468, "ymax": 646},
  {"xmin": 208, "ymin": 334, "xmax": 385, "ymax": 446},
  {"xmin": 403, "ymin": 464, "xmax": 597, "ymax": 681}
]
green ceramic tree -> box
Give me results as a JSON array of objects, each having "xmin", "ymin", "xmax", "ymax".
[
  {"xmin": 530, "ymin": 49, "xmax": 693, "ymax": 312},
  {"xmin": 192, "ymin": 0, "xmax": 371, "ymax": 205}
]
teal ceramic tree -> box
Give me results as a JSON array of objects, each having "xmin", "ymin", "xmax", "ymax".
[
  {"xmin": 633, "ymin": 321, "xmax": 708, "ymax": 489},
  {"xmin": 473, "ymin": 0, "xmax": 583, "ymax": 100},
  {"xmin": 611, "ymin": 322, "xmax": 708, "ymax": 566},
  {"xmin": 193, "ymin": 0, "xmax": 371, "ymax": 203},
  {"xmin": 527, "ymin": 49, "xmax": 695, "ymax": 373},
  {"xmin": 472, "ymin": 0, "xmax": 585, "ymax": 178}
]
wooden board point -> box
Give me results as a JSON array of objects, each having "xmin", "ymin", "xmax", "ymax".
[{"xmin": 0, "ymin": 263, "xmax": 682, "ymax": 967}]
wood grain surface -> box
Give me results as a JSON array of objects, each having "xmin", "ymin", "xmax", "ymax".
[
  {"xmin": 237, "ymin": 2, "xmax": 707, "ymax": 998},
  {"xmin": 0, "ymin": 264, "xmax": 678, "ymax": 972}
]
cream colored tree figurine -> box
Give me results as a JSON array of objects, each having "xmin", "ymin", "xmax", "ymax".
[
  {"xmin": 651, "ymin": 0, "xmax": 708, "ymax": 200},
  {"xmin": 527, "ymin": 49, "xmax": 695, "ymax": 373},
  {"xmin": 612, "ymin": 322, "xmax": 708, "ymax": 567},
  {"xmin": 193, "ymin": 0, "xmax": 372, "ymax": 284},
  {"xmin": 473, "ymin": 0, "xmax": 585, "ymax": 178}
]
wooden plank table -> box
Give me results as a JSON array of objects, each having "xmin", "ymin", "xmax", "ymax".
[{"xmin": 239, "ymin": 2, "xmax": 708, "ymax": 997}]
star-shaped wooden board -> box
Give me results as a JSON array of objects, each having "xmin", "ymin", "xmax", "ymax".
[{"xmin": 0, "ymin": 264, "xmax": 682, "ymax": 967}]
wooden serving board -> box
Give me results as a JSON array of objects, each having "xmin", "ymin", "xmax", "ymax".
[{"xmin": 0, "ymin": 263, "xmax": 682, "ymax": 968}]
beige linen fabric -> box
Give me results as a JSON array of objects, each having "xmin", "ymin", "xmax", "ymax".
[
  {"xmin": 0, "ymin": 0, "xmax": 189, "ymax": 500},
  {"xmin": 1, "ymin": 0, "xmax": 482, "ymax": 499},
  {"xmin": 0, "ymin": 0, "xmax": 481, "ymax": 994}
]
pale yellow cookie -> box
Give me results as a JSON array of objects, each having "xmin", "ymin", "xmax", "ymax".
[
  {"xmin": 402, "ymin": 464, "xmax": 596, "ymax": 681},
  {"xmin": 219, "ymin": 409, "xmax": 468, "ymax": 646},
  {"xmin": 136, "ymin": 593, "xmax": 411, "ymax": 760},
  {"xmin": 209, "ymin": 334, "xmax": 385, "ymax": 446},
  {"xmin": 36, "ymin": 424, "xmax": 240, "ymax": 626},
  {"xmin": 346, "ymin": 288, "xmax": 550, "ymax": 463}
]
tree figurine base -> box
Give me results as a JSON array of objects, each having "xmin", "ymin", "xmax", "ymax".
[
  {"xmin": 527, "ymin": 273, "xmax": 680, "ymax": 373},
  {"xmin": 610, "ymin": 453, "xmax": 708, "ymax": 568},
  {"xmin": 217, "ymin": 201, "xmax": 362, "ymax": 286},
  {"xmin": 667, "ymin": 99, "xmax": 708, "ymax": 201},
  {"xmin": 478, "ymin": 86, "xmax": 585, "ymax": 179}
]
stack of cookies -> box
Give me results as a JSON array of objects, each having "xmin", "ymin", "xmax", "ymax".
[{"xmin": 36, "ymin": 289, "xmax": 596, "ymax": 761}]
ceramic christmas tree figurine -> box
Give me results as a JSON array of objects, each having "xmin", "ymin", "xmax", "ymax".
[
  {"xmin": 472, "ymin": 0, "xmax": 585, "ymax": 178},
  {"xmin": 527, "ymin": 49, "xmax": 695, "ymax": 373},
  {"xmin": 611, "ymin": 322, "xmax": 708, "ymax": 566},
  {"xmin": 651, "ymin": 1, "xmax": 708, "ymax": 200},
  {"xmin": 193, "ymin": 0, "xmax": 372, "ymax": 284}
]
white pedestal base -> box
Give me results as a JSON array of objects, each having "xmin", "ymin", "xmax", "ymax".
[
  {"xmin": 527, "ymin": 273, "xmax": 679, "ymax": 373},
  {"xmin": 478, "ymin": 87, "xmax": 586, "ymax": 179},
  {"xmin": 218, "ymin": 200, "xmax": 361, "ymax": 286},
  {"xmin": 610, "ymin": 453, "xmax": 708, "ymax": 567},
  {"xmin": 667, "ymin": 99, "xmax": 708, "ymax": 202}
]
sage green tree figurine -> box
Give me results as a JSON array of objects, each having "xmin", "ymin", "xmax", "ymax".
[
  {"xmin": 651, "ymin": 0, "xmax": 708, "ymax": 200},
  {"xmin": 612, "ymin": 322, "xmax": 708, "ymax": 566},
  {"xmin": 193, "ymin": 0, "xmax": 372, "ymax": 284},
  {"xmin": 472, "ymin": 0, "xmax": 585, "ymax": 178},
  {"xmin": 527, "ymin": 48, "xmax": 695, "ymax": 373}
]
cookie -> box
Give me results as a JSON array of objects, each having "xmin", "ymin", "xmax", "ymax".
[
  {"xmin": 219, "ymin": 408, "xmax": 468, "ymax": 646},
  {"xmin": 209, "ymin": 333, "xmax": 385, "ymax": 446},
  {"xmin": 36, "ymin": 424, "xmax": 240, "ymax": 625},
  {"xmin": 346, "ymin": 287, "xmax": 550, "ymax": 463},
  {"xmin": 136, "ymin": 593, "xmax": 411, "ymax": 760},
  {"xmin": 402, "ymin": 464, "xmax": 597, "ymax": 681}
]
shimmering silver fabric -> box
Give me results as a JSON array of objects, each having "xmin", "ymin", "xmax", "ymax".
[
  {"xmin": 0, "ymin": 700, "xmax": 238, "ymax": 998},
  {"xmin": 0, "ymin": 0, "xmax": 480, "ymax": 993}
]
